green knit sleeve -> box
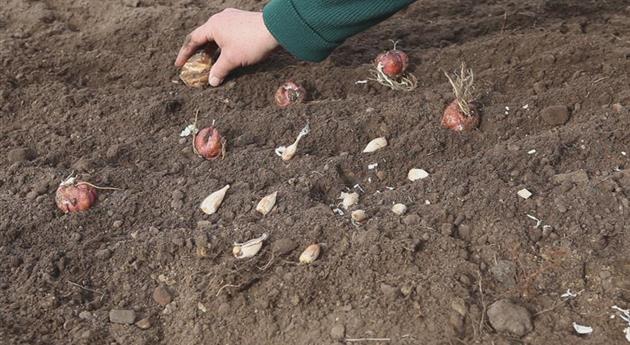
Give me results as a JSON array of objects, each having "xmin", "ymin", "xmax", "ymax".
[{"xmin": 263, "ymin": 0, "xmax": 415, "ymax": 62}]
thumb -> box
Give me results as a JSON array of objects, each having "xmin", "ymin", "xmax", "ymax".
[{"xmin": 208, "ymin": 53, "xmax": 235, "ymax": 87}]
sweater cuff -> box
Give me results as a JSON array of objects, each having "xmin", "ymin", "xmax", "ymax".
[{"xmin": 263, "ymin": 0, "xmax": 338, "ymax": 62}]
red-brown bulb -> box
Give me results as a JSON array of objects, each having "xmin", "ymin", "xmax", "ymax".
[
  {"xmin": 194, "ymin": 126, "xmax": 223, "ymax": 160},
  {"xmin": 275, "ymin": 81, "xmax": 305, "ymax": 108},
  {"xmin": 441, "ymin": 100, "xmax": 480, "ymax": 132},
  {"xmin": 56, "ymin": 181, "xmax": 97, "ymax": 213},
  {"xmin": 375, "ymin": 50, "xmax": 409, "ymax": 78}
]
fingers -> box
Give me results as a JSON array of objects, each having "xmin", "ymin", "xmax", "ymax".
[
  {"xmin": 208, "ymin": 53, "xmax": 236, "ymax": 87},
  {"xmin": 175, "ymin": 25, "xmax": 213, "ymax": 67}
]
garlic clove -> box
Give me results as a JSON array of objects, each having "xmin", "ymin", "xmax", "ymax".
[
  {"xmin": 351, "ymin": 209, "xmax": 368, "ymax": 224},
  {"xmin": 299, "ymin": 244, "xmax": 321, "ymax": 264},
  {"xmin": 391, "ymin": 203, "xmax": 407, "ymax": 215},
  {"xmin": 363, "ymin": 137, "xmax": 388, "ymax": 153},
  {"xmin": 200, "ymin": 184, "xmax": 230, "ymax": 215},
  {"xmin": 233, "ymin": 233, "xmax": 268, "ymax": 259},
  {"xmin": 281, "ymin": 144, "xmax": 297, "ymax": 161},
  {"xmin": 339, "ymin": 192, "xmax": 359, "ymax": 210},
  {"xmin": 275, "ymin": 123, "xmax": 310, "ymax": 161},
  {"xmin": 256, "ymin": 191, "xmax": 278, "ymax": 216},
  {"xmin": 407, "ymin": 168, "xmax": 429, "ymax": 181}
]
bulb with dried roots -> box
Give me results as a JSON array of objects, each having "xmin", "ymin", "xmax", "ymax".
[
  {"xmin": 275, "ymin": 81, "xmax": 306, "ymax": 108},
  {"xmin": 194, "ymin": 126, "xmax": 225, "ymax": 160},
  {"xmin": 441, "ymin": 63, "xmax": 480, "ymax": 132},
  {"xmin": 371, "ymin": 41, "xmax": 417, "ymax": 92}
]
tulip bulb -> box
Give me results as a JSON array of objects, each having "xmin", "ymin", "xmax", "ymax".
[
  {"xmin": 275, "ymin": 81, "xmax": 306, "ymax": 108},
  {"xmin": 375, "ymin": 49, "xmax": 409, "ymax": 78},
  {"xmin": 179, "ymin": 49, "xmax": 213, "ymax": 88},
  {"xmin": 55, "ymin": 177, "xmax": 97, "ymax": 213},
  {"xmin": 194, "ymin": 126, "xmax": 223, "ymax": 160}
]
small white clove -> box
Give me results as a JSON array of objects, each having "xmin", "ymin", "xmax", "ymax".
[
  {"xmin": 256, "ymin": 191, "xmax": 278, "ymax": 216},
  {"xmin": 299, "ymin": 244, "xmax": 321, "ymax": 264},
  {"xmin": 572, "ymin": 323, "xmax": 593, "ymax": 335},
  {"xmin": 275, "ymin": 123, "xmax": 310, "ymax": 161},
  {"xmin": 391, "ymin": 203, "xmax": 407, "ymax": 215},
  {"xmin": 363, "ymin": 137, "xmax": 388, "ymax": 153},
  {"xmin": 200, "ymin": 184, "xmax": 230, "ymax": 215},
  {"xmin": 408, "ymin": 168, "xmax": 429, "ymax": 181},
  {"xmin": 232, "ymin": 233, "xmax": 268, "ymax": 259}
]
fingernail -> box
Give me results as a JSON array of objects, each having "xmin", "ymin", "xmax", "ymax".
[{"xmin": 209, "ymin": 76, "xmax": 222, "ymax": 87}]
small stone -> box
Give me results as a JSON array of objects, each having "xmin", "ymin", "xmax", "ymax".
[
  {"xmin": 113, "ymin": 220, "xmax": 123, "ymax": 228},
  {"xmin": 290, "ymin": 295, "xmax": 300, "ymax": 306},
  {"xmin": 552, "ymin": 170, "xmax": 589, "ymax": 184},
  {"xmin": 217, "ymin": 303, "xmax": 230, "ymax": 315},
  {"xmin": 153, "ymin": 286, "xmax": 172, "ymax": 306},
  {"xmin": 8, "ymin": 147, "xmax": 35, "ymax": 163},
  {"xmin": 351, "ymin": 210, "xmax": 368, "ymax": 224},
  {"xmin": 26, "ymin": 190, "xmax": 39, "ymax": 201},
  {"xmin": 403, "ymin": 214, "xmax": 420, "ymax": 225},
  {"xmin": 170, "ymin": 199, "xmax": 184, "ymax": 209},
  {"xmin": 400, "ymin": 285, "xmax": 414, "ymax": 296},
  {"xmin": 194, "ymin": 231, "xmax": 209, "ymax": 257},
  {"xmin": 527, "ymin": 227, "xmax": 542, "ymax": 242},
  {"xmin": 457, "ymin": 224, "xmax": 471, "ymax": 241},
  {"xmin": 109, "ymin": 309, "xmax": 136, "ymax": 324},
  {"xmin": 376, "ymin": 170, "xmax": 386, "ymax": 181},
  {"xmin": 490, "ymin": 260, "xmax": 517, "ymax": 287},
  {"xmin": 533, "ymin": 82, "xmax": 546, "ymax": 95},
  {"xmin": 135, "ymin": 318, "xmax": 151, "ymax": 330},
  {"xmin": 171, "ymin": 190, "xmax": 184, "ymax": 200},
  {"xmin": 487, "ymin": 299, "xmax": 533, "ymax": 337},
  {"xmin": 440, "ymin": 223, "xmax": 454, "ymax": 236},
  {"xmin": 451, "ymin": 298, "xmax": 467, "ymax": 317},
  {"xmin": 380, "ymin": 283, "xmax": 400, "ymax": 300},
  {"xmin": 106, "ymin": 144, "xmax": 121, "ymax": 160},
  {"xmin": 94, "ymin": 248, "xmax": 112, "ymax": 260},
  {"xmin": 541, "ymin": 105, "xmax": 570, "ymax": 126},
  {"xmin": 507, "ymin": 143, "xmax": 520, "ymax": 152},
  {"xmin": 196, "ymin": 221, "xmax": 212, "ymax": 231},
  {"xmin": 449, "ymin": 311, "xmax": 465, "ymax": 336},
  {"xmin": 330, "ymin": 324, "xmax": 346, "ymax": 340},
  {"xmin": 391, "ymin": 203, "xmax": 407, "ymax": 215},
  {"xmin": 78, "ymin": 311, "xmax": 92, "ymax": 320},
  {"xmin": 162, "ymin": 301, "xmax": 177, "ymax": 315},
  {"xmin": 517, "ymin": 189, "xmax": 532, "ymax": 199},
  {"xmin": 122, "ymin": 0, "xmax": 140, "ymax": 7},
  {"xmin": 271, "ymin": 238, "xmax": 297, "ymax": 256}
]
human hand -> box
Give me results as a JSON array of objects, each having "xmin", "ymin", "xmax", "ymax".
[{"xmin": 175, "ymin": 9, "xmax": 279, "ymax": 87}]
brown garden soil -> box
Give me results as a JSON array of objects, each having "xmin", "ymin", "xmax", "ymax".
[{"xmin": 2, "ymin": 0, "xmax": 630, "ymax": 344}]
